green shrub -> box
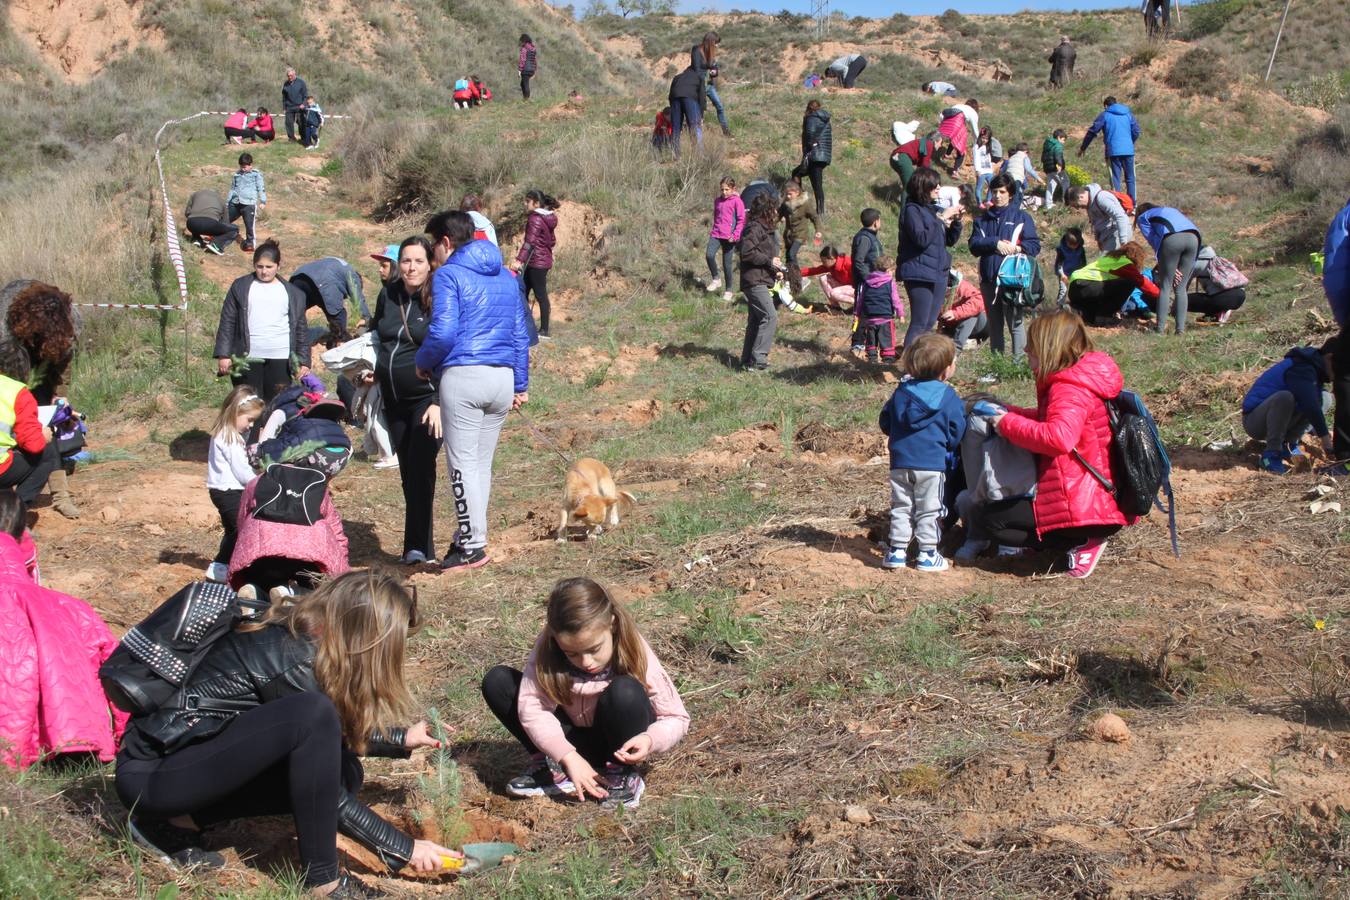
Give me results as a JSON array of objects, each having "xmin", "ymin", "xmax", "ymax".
[
  {"xmin": 1184, "ymin": 0, "xmax": 1250, "ymax": 39},
  {"xmin": 1285, "ymin": 74, "xmax": 1350, "ymax": 112},
  {"xmin": 878, "ymin": 13, "xmax": 914, "ymax": 36},
  {"xmin": 1165, "ymin": 47, "xmax": 1231, "ymax": 100}
]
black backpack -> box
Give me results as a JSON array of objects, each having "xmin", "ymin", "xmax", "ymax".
[
  {"xmin": 1072, "ymin": 390, "xmax": 1179, "ymax": 556},
  {"xmin": 253, "ymin": 463, "xmax": 328, "ymax": 526},
  {"xmin": 99, "ymin": 582, "xmax": 267, "ymax": 716}
]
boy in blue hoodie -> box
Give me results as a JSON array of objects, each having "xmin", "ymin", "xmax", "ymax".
[
  {"xmin": 878, "ymin": 333, "xmax": 966, "ymax": 572},
  {"xmin": 1241, "ymin": 342, "xmax": 1335, "ymax": 474}
]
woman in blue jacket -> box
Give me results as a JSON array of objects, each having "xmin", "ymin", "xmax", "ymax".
[
  {"xmin": 415, "ymin": 211, "xmax": 530, "ymax": 571},
  {"xmin": 968, "ymin": 173, "xmax": 1040, "ymax": 362},
  {"xmin": 1134, "ymin": 203, "xmax": 1201, "ymax": 336},
  {"xmin": 897, "ymin": 167, "xmax": 963, "ymax": 350}
]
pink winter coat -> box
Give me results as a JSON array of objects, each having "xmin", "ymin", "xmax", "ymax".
[
  {"xmin": 227, "ymin": 475, "xmax": 349, "ymax": 588},
  {"xmin": 710, "ymin": 193, "xmax": 746, "ymax": 241},
  {"xmin": 0, "ymin": 534, "xmax": 128, "ymax": 769},
  {"xmin": 224, "ymin": 110, "xmax": 249, "ymax": 130},
  {"xmin": 998, "ymin": 351, "xmax": 1133, "ymax": 537}
]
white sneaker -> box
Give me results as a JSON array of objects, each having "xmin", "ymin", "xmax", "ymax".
[
  {"xmin": 204, "ymin": 561, "xmax": 228, "ymax": 583},
  {"xmin": 722, "ymin": 291, "xmax": 735, "ymax": 302},
  {"xmin": 953, "ymin": 539, "xmax": 989, "ymax": 562},
  {"xmin": 977, "ymin": 373, "xmax": 999, "ymax": 384},
  {"xmin": 373, "ymin": 455, "xmax": 399, "ymax": 469},
  {"xmin": 705, "ymin": 277, "xmax": 722, "ymax": 293}
]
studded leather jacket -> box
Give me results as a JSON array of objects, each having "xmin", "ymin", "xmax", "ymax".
[{"xmin": 120, "ymin": 624, "xmax": 416, "ymax": 868}]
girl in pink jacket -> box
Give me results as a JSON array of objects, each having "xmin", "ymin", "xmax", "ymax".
[
  {"xmin": 705, "ymin": 176, "xmax": 745, "ymax": 301},
  {"xmin": 482, "ymin": 577, "xmax": 689, "ymax": 811}
]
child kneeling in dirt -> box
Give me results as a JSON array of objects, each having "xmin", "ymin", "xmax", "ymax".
[
  {"xmin": 481, "ymin": 577, "xmax": 689, "ymax": 811},
  {"xmin": 879, "ymin": 334, "xmax": 966, "ymax": 572},
  {"xmin": 1240, "ymin": 342, "xmax": 1335, "ymax": 474},
  {"xmin": 229, "ymin": 393, "xmax": 352, "ymax": 601}
]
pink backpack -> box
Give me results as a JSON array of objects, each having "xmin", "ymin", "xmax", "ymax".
[{"xmin": 1206, "ymin": 255, "xmax": 1248, "ymax": 290}]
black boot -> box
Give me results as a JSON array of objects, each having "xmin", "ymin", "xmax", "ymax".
[{"xmin": 721, "ymin": 123, "xmax": 732, "ymax": 138}]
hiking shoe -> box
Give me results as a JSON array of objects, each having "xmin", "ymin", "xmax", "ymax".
[
  {"xmin": 506, "ymin": 754, "xmax": 575, "ymax": 798},
  {"xmin": 915, "ymin": 549, "xmax": 950, "ymax": 572},
  {"xmin": 204, "ymin": 242, "xmax": 225, "ymax": 256},
  {"xmin": 402, "ymin": 550, "xmax": 428, "ymax": 566},
  {"xmin": 881, "ymin": 546, "xmax": 907, "ymax": 569},
  {"xmin": 240, "ymin": 241, "xmax": 254, "ymax": 253},
  {"xmin": 1216, "ymin": 310, "xmax": 1234, "ymax": 325},
  {"xmin": 440, "ymin": 546, "xmax": 489, "ymax": 571},
  {"xmin": 1259, "ymin": 450, "xmax": 1288, "ymax": 475},
  {"xmin": 1067, "ymin": 539, "xmax": 1108, "ymax": 579},
  {"xmin": 128, "ymin": 817, "xmax": 225, "ymax": 870},
  {"xmin": 953, "ymin": 539, "xmax": 990, "ymax": 562},
  {"xmin": 600, "ymin": 763, "xmax": 644, "ymax": 811},
  {"xmin": 705, "ymin": 277, "xmax": 722, "ymax": 293},
  {"xmin": 204, "ymin": 561, "xmax": 229, "ymax": 583},
  {"xmin": 372, "ymin": 455, "xmax": 399, "ymax": 469},
  {"xmin": 326, "ymin": 872, "xmax": 386, "ymax": 899}
]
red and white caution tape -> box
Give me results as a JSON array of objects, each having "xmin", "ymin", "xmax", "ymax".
[{"xmin": 74, "ymin": 109, "xmax": 345, "ymax": 310}]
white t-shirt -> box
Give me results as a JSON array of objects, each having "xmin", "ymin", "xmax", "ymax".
[
  {"xmin": 247, "ymin": 278, "xmax": 291, "ymax": 360},
  {"xmin": 974, "ymin": 145, "xmax": 994, "ymax": 176}
]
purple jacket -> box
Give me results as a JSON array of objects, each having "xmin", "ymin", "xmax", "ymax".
[
  {"xmin": 710, "ymin": 194, "xmax": 746, "ymax": 241},
  {"xmin": 516, "ymin": 209, "xmax": 558, "ymax": 270}
]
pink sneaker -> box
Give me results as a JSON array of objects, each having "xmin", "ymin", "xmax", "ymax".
[{"xmin": 1067, "ymin": 539, "xmax": 1107, "ymax": 579}]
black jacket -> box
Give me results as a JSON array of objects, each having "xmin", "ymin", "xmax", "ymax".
[
  {"xmin": 282, "ymin": 76, "xmax": 308, "ymax": 111},
  {"xmin": 213, "ymin": 273, "xmax": 310, "ymax": 364},
  {"xmin": 119, "ymin": 624, "xmax": 417, "ymax": 868},
  {"xmin": 669, "ymin": 67, "xmax": 705, "ymax": 108},
  {"xmin": 1048, "ymin": 43, "xmax": 1076, "ymax": 85},
  {"xmin": 739, "ymin": 219, "xmax": 779, "ymax": 290},
  {"xmin": 373, "ymin": 279, "xmax": 437, "ymax": 409},
  {"xmin": 801, "ymin": 109, "xmax": 833, "ymax": 164}
]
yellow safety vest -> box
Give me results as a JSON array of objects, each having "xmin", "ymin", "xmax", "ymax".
[
  {"xmin": 0, "ymin": 375, "xmax": 25, "ymax": 468},
  {"xmin": 1070, "ymin": 255, "xmax": 1133, "ymax": 284}
]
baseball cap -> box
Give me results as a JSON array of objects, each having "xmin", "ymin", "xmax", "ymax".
[{"xmin": 370, "ymin": 244, "xmax": 399, "ymax": 263}]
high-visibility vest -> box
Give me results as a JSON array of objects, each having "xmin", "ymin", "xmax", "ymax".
[
  {"xmin": 1070, "ymin": 254, "xmax": 1134, "ymax": 284},
  {"xmin": 0, "ymin": 375, "xmax": 24, "ymax": 468}
]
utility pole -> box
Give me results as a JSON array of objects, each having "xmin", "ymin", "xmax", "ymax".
[
  {"xmin": 1265, "ymin": 0, "xmax": 1293, "ymax": 82},
  {"xmin": 812, "ymin": 0, "xmax": 829, "ymax": 40}
]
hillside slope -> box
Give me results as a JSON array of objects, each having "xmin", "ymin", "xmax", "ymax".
[{"xmin": 1189, "ymin": 0, "xmax": 1350, "ymax": 93}]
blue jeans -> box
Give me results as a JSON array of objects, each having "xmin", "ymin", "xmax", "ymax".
[
  {"xmin": 975, "ymin": 173, "xmax": 993, "ymax": 205},
  {"xmin": 706, "ymin": 83, "xmax": 729, "ymax": 130},
  {"xmin": 670, "ymin": 97, "xmax": 702, "ymax": 156},
  {"xmin": 1108, "ymin": 156, "xmax": 1136, "ymax": 203}
]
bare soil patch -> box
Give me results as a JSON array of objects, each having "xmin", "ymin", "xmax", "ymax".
[{"xmin": 8, "ymin": 0, "xmax": 165, "ymax": 81}]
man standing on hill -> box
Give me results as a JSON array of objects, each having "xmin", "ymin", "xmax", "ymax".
[
  {"xmin": 1323, "ymin": 196, "xmax": 1350, "ymax": 473},
  {"xmin": 282, "ymin": 68, "xmax": 308, "ymax": 143},
  {"xmin": 1048, "ymin": 36, "xmax": 1075, "ymax": 88},
  {"xmin": 1078, "ymin": 96, "xmax": 1141, "ymax": 203}
]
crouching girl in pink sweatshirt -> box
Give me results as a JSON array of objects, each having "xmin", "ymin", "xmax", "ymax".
[{"xmin": 481, "ymin": 577, "xmax": 689, "ymax": 811}]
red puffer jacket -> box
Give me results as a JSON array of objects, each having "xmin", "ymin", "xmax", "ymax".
[
  {"xmin": 998, "ymin": 351, "xmax": 1131, "ymax": 537},
  {"xmin": 0, "ymin": 534, "xmax": 128, "ymax": 768}
]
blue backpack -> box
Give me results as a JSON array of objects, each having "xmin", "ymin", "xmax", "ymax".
[
  {"xmin": 1072, "ymin": 390, "xmax": 1179, "ymax": 557},
  {"xmin": 995, "ymin": 252, "xmax": 1045, "ymax": 309},
  {"xmin": 453, "ymin": 78, "xmax": 470, "ymax": 92}
]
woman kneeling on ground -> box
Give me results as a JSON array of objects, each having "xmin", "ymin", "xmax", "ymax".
[
  {"xmin": 983, "ymin": 311, "xmax": 1134, "ymax": 578},
  {"xmin": 115, "ymin": 571, "xmax": 459, "ymax": 898}
]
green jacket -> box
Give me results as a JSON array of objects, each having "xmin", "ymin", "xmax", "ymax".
[
  {"xmin": 1041, "ymin": 136, "xmax": 1065, "ymax": 174},
  {"xmin": 780, "ymin": 193, "xmax": 821, "ymax": 244}
]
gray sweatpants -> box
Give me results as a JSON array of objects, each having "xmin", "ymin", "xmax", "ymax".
[
  {"xmin": 1155, "ymin": 231, "xmax": 1200, "ymax": 335},
  {"xmin": 952, "ymin": 311, "xmax": 988, "ymax": 349},
  {"xmin": 983, "ymin": 280, "xmax": 1026, "ymax": 362},
  {"xmin": 1242, "ymin": 390, "xmax": 1310, "ymax": 455},
  {"xmin": 741, "ymin": 284, "xmax": 778, "ymax": 367},
  {"xmin": 889, "ymin": 468, "xmax": 946, "ymax": 552},
  {"xmin": 439, "ymin": 365, "xmax": 513, "ymax": 552}
]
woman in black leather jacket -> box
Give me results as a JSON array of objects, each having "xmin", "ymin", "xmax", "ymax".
[{"xmin": 115, "ymin": 571, "xmax": 459, "ymax": 898}]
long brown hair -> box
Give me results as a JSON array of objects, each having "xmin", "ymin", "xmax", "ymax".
[
  {"xmin": 535, "ymin": 578, "xmax": 647, "ymax": 706},
  {"xmin": 699, "ymin": 32, "xmax": 720, "ymax": 65},
  {"xmin": 241, "ymin": 570, "xmax": 418, "ymax": 753},
  {"xmin": 1027, "ymin": 310, "xmax": 1094, "ymax": 381}
]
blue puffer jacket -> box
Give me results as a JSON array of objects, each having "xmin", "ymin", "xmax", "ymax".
[
  {"xmin": 897, "ymin": 201, "xmax": 961, "ymax": 285},
  {"xmin": 1081, "ymin": 103, "xmax": 1140, "ymax": 158},
  {"xmin": 1136, "ymin": 207, "xmax": 1201, "ymax": 257},
  {"xmin": 968, "ymin": 204, "xmax": 1041, "ymax": 284},
  {"xmin": 414, "ymin": 240, "xmax": 530, "ymax": 394},
  {"xmin": 1242, "ymin": 346, "xmax": 1331, "ymax": 438},
  {"xmin": 1325, "ymin": 197, "xmax": 1350, "ymax": 326}
]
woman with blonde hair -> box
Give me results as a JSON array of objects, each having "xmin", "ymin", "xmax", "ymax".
[
  {"xmin": 985, "ymin": 310, "xmax": 1134, "ymax": 578},
  {"xmin": 115, "ymin": 571, "xmax": 460, "ymax": 897}
]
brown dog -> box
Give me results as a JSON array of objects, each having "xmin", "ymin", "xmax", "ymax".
[{"xmin": 557, "ymin": 458, "xmax": 635, "ymax": 541}]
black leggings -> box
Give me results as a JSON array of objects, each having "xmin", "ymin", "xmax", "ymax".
[
  {"xmin": 524, "ymin": 267, "xmax": 551, "ymax": 336},
  {"xmin": 231, "ymin": 357, "xmax": 291, "ymax": 404},
  {"xmin": 209, "ymin": 488, "xmax": 243, "ymax": 565},
  {"xmin": 802, "ymin": 162, "xmax": 827, "ymax": 216},
  {"xmin": 1068, "ymin": 279, "xmax": 1135, "ymax": 323},
  {"xmin": 223, "ymin": 126, "xmax": 252, "ymax": 140},
  {"xmin": 975, "ymin": 497, "xmax": 1121, "ymax": 550},
  {"xmin": 481, "ymin": 666, "xmax": 654, "ymax": 769},
  {"xmin": 0, "ymin": 441, "xmax": 60, "ymax": 504},
  {"xmin": 386, "ymin": 398, "xmax": 442, "ymax": 558},
  {"xmin": 1187, "ymin": 287, "xmax": 1246, "ymax": 316},
  {"xmin": 520, "ymin": 72, "xmax": 533, "ymax": 99},
  {"xmin": 115, "ymin": 692, "xmax": 348, "ymax": 887}
]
